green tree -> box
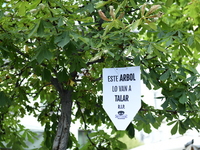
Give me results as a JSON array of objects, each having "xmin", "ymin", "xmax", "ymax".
[{"xmin": 0, "ymin": 0, "xmax": 199, "ymax": 150}]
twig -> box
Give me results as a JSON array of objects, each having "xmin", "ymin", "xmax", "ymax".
[
  {"xmin": 47, "ymin": 2, "xmax": 59, "ymax": 34},
  {"xmin": 139, "ymin": 108, "xmax": 198, "ymax": 114},
  {"xmin": 75, "ymin": 101, "xmax": 100, "ymax": 149},
  {"xmin": 0, "ymin": 25, "xmax": 7, "ymax": 32},
  {"xmin": 33, "ymin": 83, "xmax": 53, "ymax": 98},
  {"xmin": 86, "ymin": 57, "xmax": 105, "ymax": 65}
]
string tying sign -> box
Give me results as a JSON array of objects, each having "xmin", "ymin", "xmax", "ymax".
[{"xmin": 103, "ymin": 66, "xmax": 141, "ymax": 130}]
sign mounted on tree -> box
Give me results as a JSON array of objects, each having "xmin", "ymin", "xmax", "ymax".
[{"xmin": 103, "ymin": 66, "xmax": 141, "ymax": 130}]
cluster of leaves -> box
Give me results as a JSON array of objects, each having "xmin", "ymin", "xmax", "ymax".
[
  {"xmin": 80, "ymin": 130, "xmax": 127, "ymax": 150},
  {"xmin": 0, "ymin": 0, "xmax": 200, "ymax": 149}
]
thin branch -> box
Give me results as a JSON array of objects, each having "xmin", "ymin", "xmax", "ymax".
[
  {"xmin": 86, "ymin": 57, "xmax": 105, "ymax": 65},
  {"xmin": 15, "ymin": 47, "xmax": 29, "ymax": 59},
  {"xmin": 0, "ymin": 62, "xmax": 10, "ymax": 70},
  {"xmin": 0, "ymin": 148, "xmax": 12, "ymax": 150},
  {"xmin": 92, "ymin": 76, "xmax": 102, "ymax": 82},
  {"xmin": 139, "ymin": 108, "xmax": 198, "ymax": 114},
  {"xmin": 86, "ymin": 55, "xmax": 136, "ymax": 66},
  {"xmin": 0, "ymin": 25, "xmax": 7, "ymax": 32},
  {"xmin": 32, "ymin": 83, "xmax": 52, "ymax": 98},
  {"xmin": 75, "ymin": 75, "xmax": 102, "ymax": 82},
  {"xmin": 15, "ymin": 77, "xmax": 26, "ymax": 88},
  {"xmin": 75, "ymin": 101, "xmax": 100, "ymax": 150},
  {"xmin": 78, "ymin": 21, "xmax": 85, "ymax": 36},
  {"xmin": 47, "ymin": 2, "xmax": 59, "ymax": 34}
]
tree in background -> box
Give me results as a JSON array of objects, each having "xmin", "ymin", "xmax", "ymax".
[{"xmin": 0, "ymin": 0, "xmax": 199, "ymax": 149}]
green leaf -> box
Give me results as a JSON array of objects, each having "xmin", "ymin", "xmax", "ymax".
[
  {"xmin": 33, "ymin": 45, "xmax": 53, "ymax": 63},
  {"xmin": 178, "ymin": 103, "xmax": 186, "ymax": 115},
  {"xmin": 57, "ymin": 69, "xmax": 68, "ymax": 82},
  {"xmin": 85, "ymin": 3, "xmax": 94, "ymax": 13},
  {"xmin": 160, "ymin": 70, "xmax": 170, "ymax": 81},
  {"xmin": 113, "ymin": 20, "xmax": 124, "ymax": 29},
  {"xmin": 126, "ymin": 123, "xmax": 135, "ymax": 139},
  {"xmin": 104, "ymin": 50, "xmax": 114, "ymax": 58},
  {"xmin": 148, "ymin": 22, "xmax": 157, "ymax": 30},
  {"xmin": 28, "ymin": 22, "xmax": 40, "ymax": 38},
  {"xmin": 165, "ymin": 0, "xmax": 174, "ymax": 7},
  {"xmin": 130, "ymin": 0, "xmax": 137, "ymax": 8},
  {"xmin": 179, "ymin": 46, "xmax": 186, "ymax": 56},
  {"xmin": 130, "ymin": 19, "xmax": 142, "ymax": 31},
  {"xmin": 167, "ymin": 120, "xmax": 177, "ymax": 126},
  {"xmin": 58, "ymin": 17, "xmax": 64, "ymax": 27},
  {"xmin": 78, "ymin": 36, "xmax": 90, "ymax": 45},
  {"xmin": 143, "ymin": 123, "xmax": 151, "ymax": 133},
  {"xmin": 169, "ymin": 98, "xmax": 177, "ymax": 110},
  {"xmin": 28, "ymin": 0, "xmax": 41, "ymax": 10},
  {"xmin": 146, "ymin": 113, "xmax": 156, "ymax": 124},
  {"xmin": 186, "ymin": 76, "xmax": 195, "ymax": 82},
  {"xmin": 27, "ymin": 132, "xmax": 35, "ymax": 143},
  {"xmin": 179, "ymin": 121, "xmax": 186, "ymax": 134},
  {"xmin": 18, "ymin": 2, "xmax": 27, "ymax": 16},
  {"xmin": 115, "ymin": 0, "xmax": 127, "ymax": 15},
  {"xmin": 182, "ymin": 45, "xmax": 193, "ymax": 56},
  {"xmin": 117, "ymin": 140, "xmax": 127, "ymax": 149},
  {"xmin": 49, "ymin": 36, "xmax": 57, "ymax": 49},
  {"xmin": 55, "ymin": 32, "xmax": 70, "ymax": 48},
  {"xmin": 170, "ymin": 70, "xmax": 176, "ymax": 81},
  {"xmin": 58, "ymin": 37, "xmax": 70, "ymax": 48},
  {"xmin": 95, "ymin": 1, "xmax": 110, "ymax": 8},
  {"xmin": 171, "ymin": 121, "xmax": 178, "ymax": 135},
  {"xmin": 43, "ymin": 20, "xmax": 54, "ymax": 29},
  {"xmin": 134, "ymin": 113, "xmax": 148, "ymax": 122},
  {"xmin": 44, "ymin": 49, "xmax": 53, "ymax": 60},
  {"xmin": 179, "ymin": 92, "xmax": 187, "ymax": 104},
  {"xmin": 188, "ymin": 92, "xmax": 196, "ymax": 103},
  {"xmin": 178, "ymin": 31, "xmax": 183, "ymax": 38},
  {"xmin": 0, "ymin": 45, "xmax": 9, "ymax": 52},
  {"xmin": 153, "ymin": 44, "xmax": 166, "ymax": 52},
  {"xmin": 103, "ymin": 22, "xmax": 115, "ymax": 37},
  {"xmin": 90, "ymin": 51, "xmax": 103, "ymax": 61},
  {"xmin": 188, "ymin": 36, "xmax": 194, "ymax": 46},
  {"xmin": 0, "ymin": 10, "xmax": 4, "ymax": 20},
  {"xmin": 0, "ymin": 91, "xmax": 11, "ymax": 107},
  {"xmin": 152, "ymin": 121, "xmax": 160, "ymax": 129},
  {"xmin": 134, "ymin": 55, "xmax": 140, "ymax": 65},
  {"xmin": 42, "ymin": 69, "xmax": 52, "ymax": 82},
  {"xmin": 166, "ymin": 37, "xmax": 173, "ymax": 47},
  {"xmin": 153, "ymin": 48, "xmax": 162, "ymax": 57},
  {"xmin": 161, "ymin": 99, "xmax": 169, "ymax": 109},
  {"xmin": 65, "ymin": 41, "xmax": 77, "ymax": 56},
  {"xmin": 37, "ymin": 20, "xmax": 45, "ymax": 36},
  {"xmin": 147, "ymin": 43, "xmax": 153, "ymax": 54}
]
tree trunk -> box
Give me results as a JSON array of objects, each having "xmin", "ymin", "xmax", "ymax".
[{"xmin": 52, "ymin": 89, "xmax": 72, "ymax": 150}]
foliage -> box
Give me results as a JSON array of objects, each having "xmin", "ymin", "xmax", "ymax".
[
  {"xmin": 0, "ymin": 0, "xmax": 200, "ymax": 149},
  {"xmin": 118, "ymin": 134, "xmax": 143, "ymax": 149}
]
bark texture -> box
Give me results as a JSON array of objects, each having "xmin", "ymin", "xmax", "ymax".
[{"xmin": 52, "ymin": 78, "xmax": 72, "ymax": 150}]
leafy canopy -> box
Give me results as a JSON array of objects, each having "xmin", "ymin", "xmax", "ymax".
[{"xmin": 0, "ymin": 0, "xmax": 200, "ymax": 149}]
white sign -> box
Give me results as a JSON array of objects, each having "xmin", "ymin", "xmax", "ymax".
[{"xmin": 103, "ymin": 66, "xmax": 141, "ymax": 130}]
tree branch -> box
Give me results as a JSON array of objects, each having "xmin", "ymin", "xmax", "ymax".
[
  {"xmin": 47, "ymin": 2, "xmax": 59, "ymax": 34},
  {"xmin": 14, "ymin": 47, "xmax": 29, "ymax": 59},
  {"xmin": 0, "ymin": 62, "xmax": 10, "ymax": 70},
  {"xmin": 30, "ymin": 83, "xmax": 52, "ymax": 98},
  {"xmin": 75, "ymin": 101, "xmax": 100, "ymax": 150},
  {"xmin": 51, "ymin": 77, "xmax": 63, "ymax": 93},
  {"xmin": 139, "ymin": 108, "xmax": 198, "ymax": 114},
  {"xmin": 0, "ymin": 25, "xmax": 7, "ymax": 32},
  {"xmin": 86, "ymin": 57, "xmax": 105, "ymax": 65}
]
